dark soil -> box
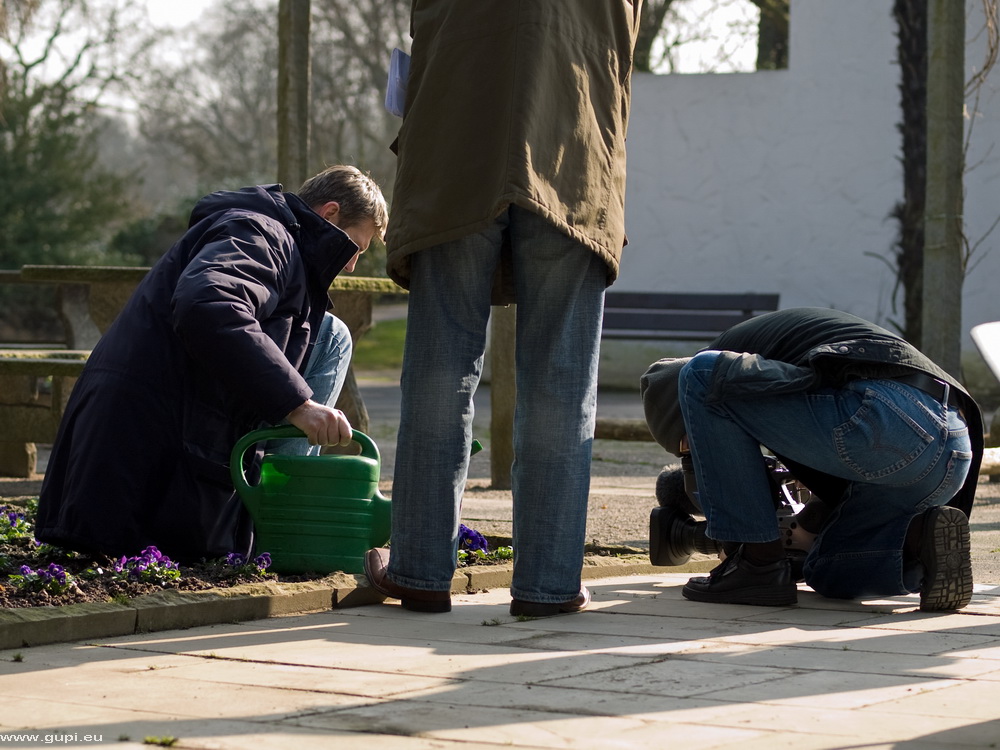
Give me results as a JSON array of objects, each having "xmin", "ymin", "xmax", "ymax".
[
  {"xmin": 1, "ymin": 543, "xmax": 510, "ymax": 610},
  {"xmin": 0, "ymin": 496, "xmax": 511, "ymax": 611},
  {"xmin": 0, "ymin": 537, "xmax": 286, "ymax": 610},
  {"xmin": 0, "ymin": 495, "xmax": 331, "ymax": 609}
]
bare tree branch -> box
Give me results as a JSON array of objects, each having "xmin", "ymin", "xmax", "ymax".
[
  {"xmin": 966, "ymin": 0, "xmax": 999, "ymax": 95},
  {"xmin": 961, "ymin": 0, "xmax": 1000, "ymax": 273}
]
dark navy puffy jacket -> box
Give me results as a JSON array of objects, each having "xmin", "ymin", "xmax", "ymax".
[{"xmin": 36, "ymin": 185, "xmax": 360, "ymax": 561}]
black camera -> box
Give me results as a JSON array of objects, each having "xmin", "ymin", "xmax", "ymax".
[{"xmin": 649, "ymin": 453, "xmax": 813, "ymax": 566}]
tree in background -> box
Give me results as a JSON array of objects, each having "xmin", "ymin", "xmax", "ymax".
[
  {"xmin": 310, "ymin": 0, "xmax": 409, "ymax": 192},
  {"xmin": 0, "ymin": 0, "xmax": 148, "ymax": 340},
  {"xmin": 0, "ymin": 0, "xmax": 142, "ymax": 270},
  {"xmin": 890, "ymin": 0, "xmax": 927, "ymax": 346},
  {"xmin": 888, "ymin": 0, "xmax": 998, "ymax": 347},
  {"xmin": 138, "ymin": 0, "xmax": 407, "ymax": 198},
  {"xmin": 635, "ymin": 1, "xmax": 679, "ymax": 73},
  {"xmin": 138, "ymin": 0, "xmax": 279, "ymax": 193},
  {"xmin": 135, "ymin": 0, "xmax": 408, "ymax": 275},
  {"xmin": 633, "ymin": 0, "xmax": 787, "ymax": 74},
  {"xmin": 750, "ymin": 0, "xmax": 789, "ymax": 70}
]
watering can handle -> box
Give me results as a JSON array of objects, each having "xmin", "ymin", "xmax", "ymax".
[{"xmin": 230, "ymin": 425, "xmax": 380, "ymax": 493}]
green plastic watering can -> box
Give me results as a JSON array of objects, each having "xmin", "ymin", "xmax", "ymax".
[{"xmin": 230, "ymin": 425, "xmax": 391, "ymax": 575}]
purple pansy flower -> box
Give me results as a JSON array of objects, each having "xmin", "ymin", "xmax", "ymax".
[{"xmin": 458, "ymin": 524, "xmax": 489, "ymax": 553}]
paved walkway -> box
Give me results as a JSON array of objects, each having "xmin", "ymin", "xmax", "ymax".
[
  {"xmin": 2, "ymin": 574, "xmax": 999, "ymax": 749},
  {"xmin": 357, "ymin": 374, "xmax": 1000, "ymax": 583},
  {"xmin": 3, "ymin": 367, "xmax": 1000, "ymax": 748}
]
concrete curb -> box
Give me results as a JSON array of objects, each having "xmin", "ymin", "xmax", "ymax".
[{"xmin": 0, "ymin": 555, "xmax": 716, "ymax": 650}]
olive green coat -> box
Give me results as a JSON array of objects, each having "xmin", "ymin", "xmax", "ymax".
[{"xmin": 385, "ymin": 0, "xmax": 642, "ymax": 299}]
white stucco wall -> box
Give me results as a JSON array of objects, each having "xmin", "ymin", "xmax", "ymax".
[{"xmin": 620, "ymin": 0, "xmax": 1000, "ymax": 348}]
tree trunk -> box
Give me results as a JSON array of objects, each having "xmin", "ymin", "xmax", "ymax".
[
  {"xmin": 277, "ymin": 0, "xmax": 311, "ymax": 190},
  {"xmin": 634, "ymin": 0, "xmax": 676, "ymax": 73},
  {"xmin": 922, "ymin": 0, "xmax": 965, "ymax": 375},
  {"xmin": 490, "ymin": 305, "xmax": 516, "ymax": 490},
  {"xmin": 892, "ymin": 0, "xmax": 927, "ymax": 345},
  {"xmin": 751, "ymin": 0, "xmax": 789, "ymax": 70}
]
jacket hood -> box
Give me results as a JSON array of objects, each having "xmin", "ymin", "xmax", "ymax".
[
  {"xmin": 190, "ymin": 184, "xmax": 297, "ymax": 228},
  {"xmin": 640, "ymin": 357, "xmax": 692, "ymax": 457},
  {"xmin": 189, "ymin": 184, "xmax": 359, "ymax": 290}
]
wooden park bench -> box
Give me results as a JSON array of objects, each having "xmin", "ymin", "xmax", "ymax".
[
  {"xmin": 488, "ymin": 291, "xmax": 780, "ymax": 486},
  {"xmin": 0, "ymin": 265, "xmax": 403, "ymax": 477},
  {"xmin": 594, "ymin": 291, "xmax": 780, "ymax": 441},
  {"xmin": 601, "ymin": 291, "xmax": 780, "ymax": 342}
]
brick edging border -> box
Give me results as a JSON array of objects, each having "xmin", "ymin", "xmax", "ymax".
[{"xmin": 0, "ymin": 555, "xmax": 717, "ymax": 650}]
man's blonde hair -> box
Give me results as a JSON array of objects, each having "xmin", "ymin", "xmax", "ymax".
[{"xmin": 297, "ymin": 165, "xmax": 388, "ymax": 238}]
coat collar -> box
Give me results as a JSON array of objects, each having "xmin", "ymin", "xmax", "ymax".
[
  {"xmin": 282, "ymin": 190, "xmax": 360, "ymax": 291},
  {"xmin": 188, "ymin": 184, "xmax": 359, "ymax": 296}
]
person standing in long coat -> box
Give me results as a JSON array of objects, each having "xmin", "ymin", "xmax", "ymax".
[{"xmin": 365, "ymin": 1, "xmax": 643, "ymax": 615}]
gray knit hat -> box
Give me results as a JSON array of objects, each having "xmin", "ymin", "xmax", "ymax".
[{"xmin": 640, "ymin": 357, "xmax": 692, "ymax": 457}]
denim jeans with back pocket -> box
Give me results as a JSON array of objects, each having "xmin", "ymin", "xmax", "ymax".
[{"xmin": 679, "ymin": 350, "xmax": 973, "ymax": 598}]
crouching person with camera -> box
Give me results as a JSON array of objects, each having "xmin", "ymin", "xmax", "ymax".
[{"xmin": 640, "ymin": 307, "xmax": 984, "ymax": 611}]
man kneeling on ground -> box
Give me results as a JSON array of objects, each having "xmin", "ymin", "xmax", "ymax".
[
  {"xmin": 640, "ymin": 307, "xmax": 984, "ymax": 611},
  {"xmin": 36, "ymin": 166, "xmax": 388, "ymax": 562}
]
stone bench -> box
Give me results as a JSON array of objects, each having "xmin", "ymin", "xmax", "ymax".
[
  {"xmin": 0, "ymin": 350, "xmax": 89, "ymax": 476},
  {"xmin": 1, "ymin": 266, "xmax": 404, "ymax": 477},
  {"xmin": 19, "ymin": 264, "xmax": 149, "ymax": 349}
]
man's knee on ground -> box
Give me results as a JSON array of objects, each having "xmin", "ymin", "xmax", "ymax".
[{"xmin": 803, "ymin": 553, "xmax": 907, "ymax": 600}]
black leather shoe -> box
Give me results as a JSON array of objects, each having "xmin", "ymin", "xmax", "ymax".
[
  {"xmin": 510, "ymin": 586, "xmax": 591, "ymax": 617},
  {"xmin": 682, "ymin": 547, "xmax": 797, "ymax": 606},
  {"xmin": 364, "ymin": 548, "xmax": 452, "ymax": 613},
  {"xmin": 918, "ymin": 506, "xmax": 973, "ymax": 612}
]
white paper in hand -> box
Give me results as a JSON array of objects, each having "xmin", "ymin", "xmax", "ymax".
[{"xmin": 385, "ymin": 48, "xmax": 411, "ymax": 118}]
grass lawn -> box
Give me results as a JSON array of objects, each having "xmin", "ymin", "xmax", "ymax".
[{"xmin": 353, "ymin": 317, "xmax": 405, "ymax": 371}]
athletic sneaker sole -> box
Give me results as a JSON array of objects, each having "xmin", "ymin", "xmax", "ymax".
[{"xmin": 919, "ymin": 505, "xmax": 973, "ymax": 612}]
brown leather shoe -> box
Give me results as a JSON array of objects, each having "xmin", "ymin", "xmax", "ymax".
[
  {"xmin": 509, "ymin": 586, "xmax": 591, "ymax": 617},
  {"xmin": 363, "ymin": 548, "xmax": 452, "ymax": 613}
]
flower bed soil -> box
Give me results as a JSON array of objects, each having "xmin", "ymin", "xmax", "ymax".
[
  {"xmin": 0, "ymin": 499, "xmax": 512, "ymax": 611},
  {"xmin": 0, "ymin": 545, "xmax": 511, "ymax": 610},
  {"xmin": 0, "ymin": 538, "xmax": 307, "ymax": 609}
]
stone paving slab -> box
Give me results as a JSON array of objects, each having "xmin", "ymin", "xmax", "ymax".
[
  {"xmin": 0, "ymin": 557, "xmax": 716, "ymax": 650},
  {"xmin": 0, "ymin": 573, "xmax": 998, "ymax": 749}
]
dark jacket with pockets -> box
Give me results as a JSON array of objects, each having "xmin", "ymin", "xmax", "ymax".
[{"xmin": 36, "ymin": 185, "xmax": 359, "ymax": 561}]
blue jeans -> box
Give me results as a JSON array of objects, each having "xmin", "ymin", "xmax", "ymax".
[
  {"xmin": 388, "ymin": 205, "xmax": 606, "ymax": 602},
  {"xmin": 268, "ymin": 312, "xmax": 353, "ymax": 456},
  {"xmin": 679, "ymin": 350, "xmax": 974, "ymax": 599}
]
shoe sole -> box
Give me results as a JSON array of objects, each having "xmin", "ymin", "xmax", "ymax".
[
  {"xmin": 682, "ymin": 581, "xmax": 798, "ymax": 607},
  {"xmin": 509, "ymin": 601, "xmax": 578, "ymax": 617},
  {"xmin": 400, "ymin": 598, "xmax": 451, "ymax": 613},
  {"xmin": 510, "ymin": 588, "xmax": 590, "ymax": 617},
  {"xmin": 919, "ymin": 506, "xmax": 973, "ymax": 612}
]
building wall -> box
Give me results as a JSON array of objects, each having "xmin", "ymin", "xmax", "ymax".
[{"xmin": 620, "ymin": 0, "xmax": 1000, "ymax": 348}]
